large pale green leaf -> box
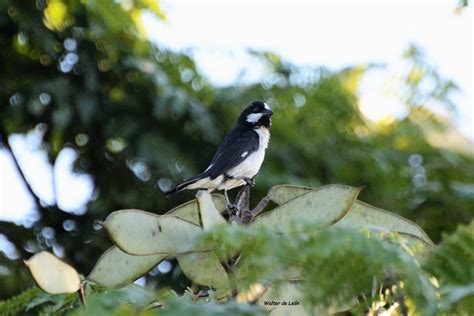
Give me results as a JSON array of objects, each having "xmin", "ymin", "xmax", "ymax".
[
  {"xmin": 267, "ymin": 185, "xmax": 314, "ymax": 205},
  {"xmin": 335, "ymin": 200, "xmax": 434, "ymax": 245},
  {"xmin": 25, "ymin": 251, "xmax": 81, "ymax": 294},
  {"xmin": 87, "ymin": 246, "xmax": 166, "ymax": 288},
  {"xmin": 253, "ymin": 185, "xmax": 361, "ymax": 233},
  {"xmin": 267, "ymin": 185, "xmax": 433, "ymax": 245},
  {"xmin": 196, "ymin": 191, "xmax": 227, "ymax": 230},
  {"xmin": 166, "ymin": 194, "xmax": 227, "ymax": 225},
  {"xmin": 176, "ymin": 252, "xmax": 231, "ymax": 298},
  {"xmin": 172, "ymin": 192, "xmax": 230, "ymax": 297},
  {"xmin": 104, "ymin": 210, "xmax": 206, "ymax": 255}
]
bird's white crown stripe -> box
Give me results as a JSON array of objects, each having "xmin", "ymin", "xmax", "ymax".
[
  {"xmin": 246, "ymin": 113, "xmax": 262, "ymax": 123},
  {"xmin": 264, "ymin": 103, "xmax": 271, "ymax": 110}
]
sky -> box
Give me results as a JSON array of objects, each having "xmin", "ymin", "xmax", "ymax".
[
  {"xmin": 0, "ymin": 0, "xmax": 472, "ymax": 225},
  {"xmin": 143, "ymin": 1, "xmax": 472, "ymax": 134}
]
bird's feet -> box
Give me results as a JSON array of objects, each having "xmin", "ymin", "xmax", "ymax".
[
  {"xmin": 242, "ymin": 177, "xmax": 255, "ymax": 186},
  {"xmin": 227, "ymin": 203, "xmax": 239, "ymax": 217}
]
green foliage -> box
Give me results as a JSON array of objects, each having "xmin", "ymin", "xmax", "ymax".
[
  {"xmin": 0, "ymin": 287, "xmax": 42, "ymax": 316},
  {"xmin": 426, "ymin": 221, "xmax": 473, "ymax": 284},
  {"xmin": 0, "ymin": 0, "xmax": 217, "ymax": 297},
  {"xmin": 424, "ymin": 221, "xmax": 474, "ymax": 313},
  {"xmin": 73, "ymin": 285, "xmax": 158, "ymax": 316},
  {"xmin": 0, "ymin": 287, "xmax": 77, "ymax": 316},
  {"xmin": 199, "ymin": 224, "xmax": 434, "ymax": 314},
  {"xmin": 158, "ymin": 295, "xmax": 266, "ymax": 316}
]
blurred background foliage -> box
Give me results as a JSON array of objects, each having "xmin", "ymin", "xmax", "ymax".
[{"xmin": 0, "ymin": 0, "xmax": 472, "ymax": 307}]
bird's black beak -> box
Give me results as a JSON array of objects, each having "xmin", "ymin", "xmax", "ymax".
[{"xmin": 262, "ymin": 109, "xmax": 273, "ymax": 116}]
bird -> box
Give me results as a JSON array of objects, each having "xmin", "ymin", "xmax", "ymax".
[{"xmin": 166, "ymin": 100, "xmax": 273, "ymax": 208}]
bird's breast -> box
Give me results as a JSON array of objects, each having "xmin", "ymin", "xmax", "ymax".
[
  {"xmin": 254, "ymin": 126, "xmax": 270, "ymax": 149},
  {"xmin": 227, "ymin": 126, "xmax": 270, "ymax": 179}
]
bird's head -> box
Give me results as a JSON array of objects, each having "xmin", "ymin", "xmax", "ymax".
[{"xmin": 238, "ymin": 101, "xmax": 273, "ymax": 128}]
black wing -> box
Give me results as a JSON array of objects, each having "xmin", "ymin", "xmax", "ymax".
[
  {"xmin": 206, "ymin": 127, "xmax": 259, "ymax": 179},
  {"xmin": 165, "ymin": 127, "xmax": 259, "ymax": 196}
]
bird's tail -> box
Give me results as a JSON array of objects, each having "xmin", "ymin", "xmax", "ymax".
[{"xmin": 165, "ymin": 176, "xmax": 202, "ymax": 197}]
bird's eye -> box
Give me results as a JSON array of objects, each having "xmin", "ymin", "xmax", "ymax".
[{"xmin": 253, "ymin": 108, "xmax": 259, "ymax": 113}]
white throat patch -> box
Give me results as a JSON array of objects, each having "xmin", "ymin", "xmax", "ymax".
[{"xmin": 246, "ymin": 113, "xmax": 262, "ymax": 123}]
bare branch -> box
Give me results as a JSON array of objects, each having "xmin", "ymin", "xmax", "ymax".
[
  {"xmin": 0, "ymin": 128, "xmax": 43, "ymax": 208},
  {"xmin": 250, "ymin": 194, "xmax": 270, "ymax": 217},
  {"xmin": 235, "ymin": 185, "xmax": 250, "ymax": 211}
]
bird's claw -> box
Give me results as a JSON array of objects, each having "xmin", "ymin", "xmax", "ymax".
[
  {"xmin": 243, "ymin": 177, "xmax": 255, "ymax": 186},
  {"xmin": 227, "ymin": 204, "xmax": 239, "ymax": 217}
]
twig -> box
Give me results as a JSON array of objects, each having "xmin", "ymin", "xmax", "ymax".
[
  {"xmin": 232, "ymin": 185, "xmax": 271, "ymax": 223},
  {"xmin": 222, "ymin": 259, "xmax": 239, "ymax": 299},
  {"xmin": 235, "ymin": 185, "xmax": 250, "ymax": 212},
  {"xmin": 79, "ymin": 281, "xmax": 87, "ymax": 306},
  {"xmin": 250, "ymin": 194, "xmax": 270, "ymax": 217},
  {"xmin": 0, "ymin": 128, "xmax": 42, "ymax": 208},
  {"xmin": 229, "ymin": 186, "xmax": 250, "ymax": 223}
]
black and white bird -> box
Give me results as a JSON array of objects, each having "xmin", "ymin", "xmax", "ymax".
[{"xmin": 166, "ymin": 101, "xmax": 273, "ymax": 207}]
